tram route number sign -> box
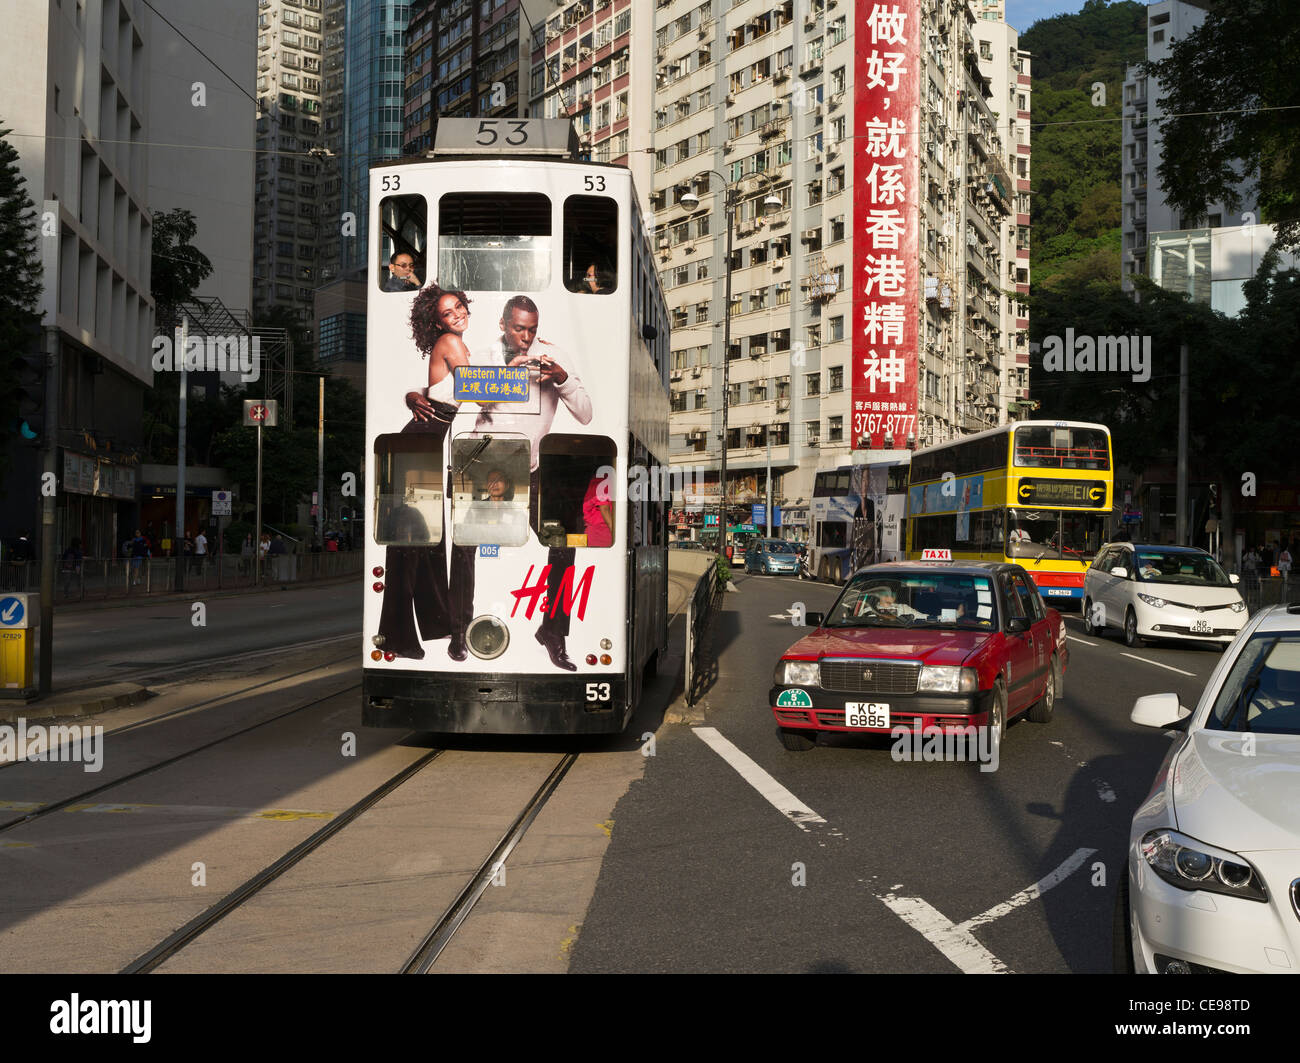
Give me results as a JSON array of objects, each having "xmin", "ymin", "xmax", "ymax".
[
  {"xmin": 432, "ymin": 118, "xmax": 580, "ymax": 159},
  {"xmin": 1016, "ymin": 478, "xmax": 1107, "ymax": 508},
  {"xmin": 242, "ymin": 400, "xmax": 279, "ymax": 427}
]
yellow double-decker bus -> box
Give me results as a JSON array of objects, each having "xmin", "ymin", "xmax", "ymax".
[{"xmin": 905, "ymin": 421, "xmax": 1113, "ymax": 608}]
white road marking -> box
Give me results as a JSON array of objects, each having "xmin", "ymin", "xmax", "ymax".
[
  {"xmin": 1066, "ymin": 634, "xmax": 1100, "ymax": 647},
  {"xmin": 877, "ymin": 892, "xmax": 1011, "ymax": 974},
  {"xmin": 959, "ymin": 847, "xmax": 1098, "ymax": 931},
  {"xmin": 1119, "ymin": 652, "xmax": 1196, "ymax": 676},
  {"xmin": 692, "ymin": 727, "xmax": 827, "ymax": 830}
]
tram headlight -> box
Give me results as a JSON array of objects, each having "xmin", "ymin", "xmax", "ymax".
[{"xmin": 466, "ymin": 615, "xmax": 509, "ymax": 660}]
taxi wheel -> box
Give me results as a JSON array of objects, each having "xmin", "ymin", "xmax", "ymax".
[
  {"xmin": 1027, "ymin": 655, "xmax": 1058, "ymax": 723},
  {"xmin": 1082, "ymin": 597, "xmax": 1098, "ymax": 635},
  {"xmin": 778, "ymin": 727, "xmax": 817, "ymax": 752},
  {"xmin": 1123, "ymin": 607, "xmax": 1142, "ymax": 647},
  {"xmin": 988, "ymin": 680, "xmax": 1007, "ymax": 756},
  {"xmin": 1112, "ymin": 871, "xmax": 1136, "ymax": 973}
]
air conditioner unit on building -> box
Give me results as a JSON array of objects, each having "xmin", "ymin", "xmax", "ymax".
[
  {"xmin": 692, "ymin": 366, "xmax": 702, "ymax": 377},
  {"xmin": 671, "ymin": 369, "xmax": 683, "ymax": 381},
  {"xmin": 725, "ymin": 92, "xmax": 736, "ymax": 105},
  {"xmin": 777, "ymin": 398, "xmax": 789, "ymax": 412},
  {"xmin": 801, "ymin": 229, "xmax": 818, "ymax": 242}
]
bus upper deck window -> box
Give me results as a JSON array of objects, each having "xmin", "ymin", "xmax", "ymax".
[
  {"xmin": 564, "ymin": 195, "xmax": 618, "ymax": 294},
  {"xmin": 438, "ymin": 192, "xmax": 551, "ymax": 292},
  {"xmin": 377, "ymin": 193, "xmax": 428, "ymax": 294}
]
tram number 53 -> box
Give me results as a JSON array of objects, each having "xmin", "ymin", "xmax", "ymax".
[
  {"xmin": 475, "ymin": 119, "xmax": 530, "ymax": 146},
  {"xmin": 585, "ymin": 682, "xmax": 611, "ymax": 702}
]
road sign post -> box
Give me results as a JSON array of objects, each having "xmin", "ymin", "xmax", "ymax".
[{"xmin": 243, "ymin": 400, "xmax": 278, "ymax": 585}]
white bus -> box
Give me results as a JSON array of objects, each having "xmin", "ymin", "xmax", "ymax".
[
  {"xmin": 361, "ymin": 119, "xmax": 670, "ymax": 734},
  {"xmin": 808, "ymin": 457, "xmax": 909, "ymax": 584}
]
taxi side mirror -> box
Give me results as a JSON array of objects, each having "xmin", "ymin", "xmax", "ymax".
[
  {"xmin": 1006, "ymin": 615, "xmax": 1030, "ymax": 634},
  {"xmin": 804, "ymin": 612, "xmax": 824, "ymax": 628}
]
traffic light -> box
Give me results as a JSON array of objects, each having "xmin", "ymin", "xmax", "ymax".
[{"xmin": 10, "ymin": 348, "xmax": 46, "ymax": 445}]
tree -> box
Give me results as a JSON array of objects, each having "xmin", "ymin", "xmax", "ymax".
[
  {"xmin": 0, "ymin": 124, "xmax": 44, "ymax": 466},
  {"xmin": 151, "ymin": 208, "xmax": 213, "ymax": 324},
  {"xmin": 1148, "ymin": 0, "xmax": 1300, "ymax": 249}
]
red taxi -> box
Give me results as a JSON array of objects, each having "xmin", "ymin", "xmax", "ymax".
[{"xmin": 770, "ymin": 560, "xmax": 1068, "ymax": 753}]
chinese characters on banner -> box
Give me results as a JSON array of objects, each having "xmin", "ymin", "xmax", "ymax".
[{"xmin": 853, "ymin": 2, "xmax": 920, "ymax": 450}]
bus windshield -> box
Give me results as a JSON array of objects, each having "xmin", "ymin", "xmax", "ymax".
[{"xmin": 1006, "ymin": 509, "xmax": 1107, "ymax": 563}]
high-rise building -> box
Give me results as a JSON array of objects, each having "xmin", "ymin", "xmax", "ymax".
[
  {"xmin": 254, "ymin": 0, "xmax": 327, "ymax": 322},
  {"xmin": 653, "ymin": 0, "xmax": 1027, "ymax": 522},
  {"xmin": 404, "ymin": 0, "xmax": 533, "ymax": 155},
  {"xmin": 529, "ymin": 0, "xmax": 655, "ymax": 200},
  {"xmin": 1121, "ymin": 0, "xmax": 1249, "ymax": 292}
]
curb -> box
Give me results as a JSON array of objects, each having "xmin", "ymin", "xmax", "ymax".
[
  {"xmin": 0, "ymin": 683, "xmax": 155, "ymax": 726},
  {"xmin": 49, "ymin": 572, "xmax": 359, "ymax": 614}
]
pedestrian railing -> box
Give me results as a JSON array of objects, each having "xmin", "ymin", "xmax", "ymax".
[
  {"xmin": 1, "ymin": 552, "xmax": 363, "ymax": 603},
  {"xmin": 685, "ymin": 559, "xmax": 722, "ymax": 707},
  {"xmin": 1241, "ymin": 576, "xmax": 1297, "ymax": 613}
]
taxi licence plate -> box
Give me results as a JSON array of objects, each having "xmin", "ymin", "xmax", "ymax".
[
  {"xmin": 844, "ymin": 702, "xmax": 889, "ymax": 728},
  {"xmin": 1191, "ymin": 619, "xmax": 1212, "ymax": 634}
]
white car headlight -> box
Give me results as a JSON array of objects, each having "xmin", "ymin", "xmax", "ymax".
[
  {"xmin": 1230, "ymin": 600, "xmax": 1247, "ymax": 613},
  {"xmin": 1140, "ymin": 829, "xmax": 1267, "ymax": 902},
  {"xmin": 775, "ymin": 660, "xmax": 820, "ymax": 686},
  {"xmin": 1137, "ymin": 593, "xmax": 1167, "ymax": 608},
  {"xmin": 916, "ymin": 665, "xmax": 978, "ymax": 693}
]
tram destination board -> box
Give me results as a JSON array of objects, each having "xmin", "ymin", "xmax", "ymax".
[
  {"xmin": 432, "ymin": 118, "xmax": 580, "ymax": 159},
  {"xmin": 1015, "ymin": 478, "xmax": 1108, "ymax": 508}
]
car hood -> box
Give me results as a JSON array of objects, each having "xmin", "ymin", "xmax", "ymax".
[
  {"xmin": 1137, "ymin": 584, "xmax": 1243, "ymax": 607},
  {"xmin": 1171, "ymin": 730, "xmax": 1300, "ymax": 852},
  {"xmin": 788, "ymin": 627, "xmax": 992, "ymax": 668}
]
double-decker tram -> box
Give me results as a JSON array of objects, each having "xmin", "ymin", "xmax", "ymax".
[
  {"xmin": 905, "ymin": 420, "xmax": 1113, "ymax": 607},
  {"xmin": 361, "ymin": 118, "xmax": 670, "ymax": 734}
]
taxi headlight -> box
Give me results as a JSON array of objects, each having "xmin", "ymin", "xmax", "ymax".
[
  {"xmin": 1140, "ymin": 830, "xmax": 1267, "ymax": 902},
  {"xmin": 916, "ymin": 666, "xmax": 978, "ymax": 693},
  {"xmin": 775, "ymin": 660, "xmax": 820, "ymax": 687}
]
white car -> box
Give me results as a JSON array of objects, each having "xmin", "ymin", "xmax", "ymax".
[
  {"xmin": 1083, "ymin": 542, "xmax": 1247, "ymax": 647},
  {"xmin": 1115, "ymin": 604, "xmax": 1300, "ymax": 973}
]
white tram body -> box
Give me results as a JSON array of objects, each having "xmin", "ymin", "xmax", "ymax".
[{"xmin": 361, "ymin": 119, "xmax": 670, "ymax": 734}]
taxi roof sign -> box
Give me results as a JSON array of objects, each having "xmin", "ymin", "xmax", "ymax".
[{"xmin": 921, "ymin": 548, "xmax": 953, "ymax": 561}]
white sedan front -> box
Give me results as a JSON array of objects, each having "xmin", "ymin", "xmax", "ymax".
[{"xmin": 1117, "ymin": 610, "xmax": 1300, "ymax": 973}]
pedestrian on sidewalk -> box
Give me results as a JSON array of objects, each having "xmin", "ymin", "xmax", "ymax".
[
  {"xmin": 129, "ymin": 529, "xmax": 150, "ymax": 587},
  {"xmin": 1280, "ymin": 545, "xmax": 1293, "ymax": 586},
  {"xmin": 60, "ymin": 538, "xmax": 83, "ymax": 598},
  {"xmin": 193, "ymin": 529, "xmax": 208, "ymax": 575}
]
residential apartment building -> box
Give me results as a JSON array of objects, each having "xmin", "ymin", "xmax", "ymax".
[
  {"xmin": 529, "ymin": 0, "xmax": 655, "ymax": 198},
  {"xmin": 254, "ymin": 0, "xmax": 327, "ymax": 321},
  {"xmin": 1121, "ymin": 0, "xmax": 1251, "ymax": 293},
  {"xmin": 654, "ymin": 0, "xmax": 1028, "ymax": 525},
  {"xmin": 404, "ymin": 0, "xmax": 531, "ymax": 155}
]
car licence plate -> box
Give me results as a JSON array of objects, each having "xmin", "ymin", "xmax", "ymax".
[
  {"xmin": 1191, "ymin": 618, "xmax": 1212, "ymax": 634},
  {"xmin": 844, "ymin": 702, "xmax": 889, "ymax": 728}
]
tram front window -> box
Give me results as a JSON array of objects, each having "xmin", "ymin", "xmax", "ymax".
[
  {"xmin": 374, "ymin": 434, "xmax": 443, "ymax": 545},
  {"xmin": 438, "ymin": 192, "xmax": 551, "ymax": 292}
]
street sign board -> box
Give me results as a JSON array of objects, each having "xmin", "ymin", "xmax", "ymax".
[
  {"xmin": 212, "ymin": 490, "xmax": 232, "ymax": 516},
  {"xmin": 242, "ymin": 399, "xmax": 279, "ymax": 427}
]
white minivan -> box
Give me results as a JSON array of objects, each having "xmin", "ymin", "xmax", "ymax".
[{"xmin": 1083, "ymin": 542, "xmax": 1247, "ymax": 647}]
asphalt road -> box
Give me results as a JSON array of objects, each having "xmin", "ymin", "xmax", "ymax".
[{"xmin": 571, "ymin": 570, "xmax": 1218, "ymax": 974}]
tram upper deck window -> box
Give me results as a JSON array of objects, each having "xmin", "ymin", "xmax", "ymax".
[
  {"xmin": 563, "ymin": 195, "xmax": 618, "ymax": 294},
  {"xmin": 378, "ymin": 193, "xmax": 427, "ymax": 293},
  {"xmin": 438, "ymin": 192, "xmax": 551, "ymax": 292},
  {"xmin": 373, "ymin": 433, "xmax": 443, "ymax": 545}
]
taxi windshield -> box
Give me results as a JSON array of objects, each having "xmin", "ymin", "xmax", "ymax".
[{"xmin": 825, "ymin": 572, "xmax": 998, "ymax": 630}]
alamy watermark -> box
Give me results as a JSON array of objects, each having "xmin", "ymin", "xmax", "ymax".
[
  {"xmin": 0, "ymin": 719, "xmax": 104, "ymax": 772},
  {"xmin": 891, "ymin": 723, "xmax": 999, "ymax": 773},
  {"xmin": 1039, "ymin": 328, "xmax": 1150, "ymax": 383},
  {"xmin": 593, "ymin": 464, "xmax": 708, "ymax": 503},
  {"xmin": 151, "ymin": 329, "xmax": 261, "ymax": 383}
]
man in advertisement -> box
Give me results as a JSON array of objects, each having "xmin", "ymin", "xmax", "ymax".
[{"xmin": 473, "ymin": 295, "xmax": 592, "ymax": 670}]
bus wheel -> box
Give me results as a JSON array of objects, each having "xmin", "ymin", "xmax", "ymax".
[{"xmin": 779, "ymin": 727, "xmax": 816, "ymax": 752}]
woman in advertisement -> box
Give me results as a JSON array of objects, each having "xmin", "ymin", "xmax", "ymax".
[{"xmin": 377, "ymin": 285, "xmax": 477, "ymax": 661}]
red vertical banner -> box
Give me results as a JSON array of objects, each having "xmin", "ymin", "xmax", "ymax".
[{"xmin": 852, "ymin": 2, "xmax": 920, "ymax": 451}]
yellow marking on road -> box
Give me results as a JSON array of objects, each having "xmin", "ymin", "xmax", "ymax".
[
  {"xmin": 559, "ymin": 923, "xmax": 580, "ymax": 957},
  {"xmin": 598, "ymin": 819, "xmax": 613, "ymax": 838},
  {"xmin": 0, "ymin": 842, "xmax": 32, "ymax": 848},
  {"xmin": 0, "ymin": 801, "xmax": 43, "ymax": 812},
  {"xmin": 255, "ymin": 809, "xmax": 333, "ymax": 821},
  {"xmin": 64, "ymin": 802, "xmax": 156, "ymax": 814}
]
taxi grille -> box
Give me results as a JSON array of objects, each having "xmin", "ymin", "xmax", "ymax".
[{"xmin": 820, "ymin": 659, "xmax": 920, "ymax": 694}]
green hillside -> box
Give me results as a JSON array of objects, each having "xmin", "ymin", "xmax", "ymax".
[{"xmin": 1020, "ymin": 0, "xmax": 1147, "ymax": 290}]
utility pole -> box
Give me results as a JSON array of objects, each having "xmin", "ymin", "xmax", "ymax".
[
  {"xmin": 175, "ymin": 316, "xmax": 188, "ymax": 591},
  {"xmin": 37, "ymin": 326, "xmax": 60, "ymax": 696},
  {"xmin": 720, "ymin": 190, "xmax": 733, "ymax": 560},
  {"xmin": 1176, "ymin": 342, "xmax": 1189, "ymax": 545},
  {"xmin": 317, "ymin": 375, "xmax": 325, "ymax": 549}
]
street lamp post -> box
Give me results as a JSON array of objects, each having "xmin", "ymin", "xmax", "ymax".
[{"xmin": 680, "ymin": 171, "xmax": 783, "ymax": 561}]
